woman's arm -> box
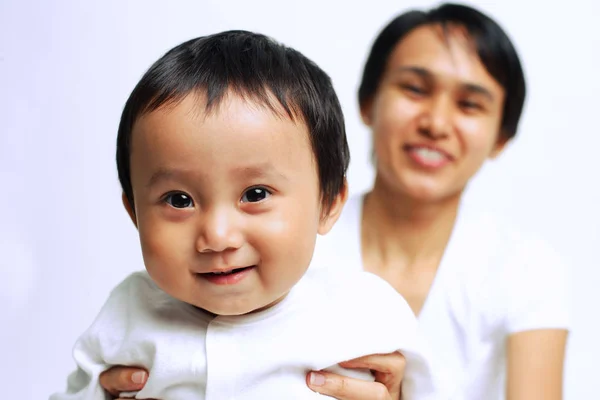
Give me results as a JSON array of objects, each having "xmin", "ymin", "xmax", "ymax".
[
  {"xmin": 99, "ymin": 352, "xmax": 406, "ymax": 400},
  {"xmin": 506, "ymin": 329, "xmax": 568, "ymax": 400}
]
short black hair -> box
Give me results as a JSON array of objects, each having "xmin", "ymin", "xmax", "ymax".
[
  {"xmin": 116, "ymin": 30, "xmax": 349, "ymax": 212},
  {"xmin": 358, "ymin": 3, "xmax": 526, "ymax": 141}
]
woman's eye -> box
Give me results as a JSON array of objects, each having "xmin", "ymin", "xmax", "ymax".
[
  {"xmin": 459, "ymin": 100, "xmax": 482, "ymax": 111},
  {"xmin": 402, "ymin": 84, "xmax": 426, "ymax": 95},
  {"xmin": 241, "ymin": 187, "xmax": 271, "ymax": 203},
  {"xmin": 164, "ymin": 192, "xmax": 194, "ymax": 209}
]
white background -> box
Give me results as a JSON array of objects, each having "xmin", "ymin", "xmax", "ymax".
[{"xmin": 0, "ymin": 0, "xmax": 598, "ymax": 398}]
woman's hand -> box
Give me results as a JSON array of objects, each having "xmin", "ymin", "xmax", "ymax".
[
  {"xmin": 99, "ymin": 366, "xmax": 152, "ymax": 400},
  {"xmin": 306, "ymin": 352, "xmax": 406, "ymax": 399},
  {"xmin": 99, "ymin": 351, "xmax": 405, "ymax": 400}
]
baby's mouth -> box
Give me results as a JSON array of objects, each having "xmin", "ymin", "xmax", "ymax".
[
  {"xmin": 197, "ymin": 266, "xmax": 256, "ymax": 285},
  {"xmin": 206, "ymin": 266, "xmax": 252, "ymax": 276}
]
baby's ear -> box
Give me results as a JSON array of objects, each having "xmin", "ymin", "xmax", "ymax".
[
  {"xmin": 122, "ymin": 193, "xmax": 138, "ymax": 228},
  {"xmin": 318, "ymin": 180, "xmax": 348, "ymax": 235}
]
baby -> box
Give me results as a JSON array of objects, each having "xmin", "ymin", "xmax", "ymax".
[{"xmin": 51, "ymin": 30, "xmax": 438, "ymax": 399}]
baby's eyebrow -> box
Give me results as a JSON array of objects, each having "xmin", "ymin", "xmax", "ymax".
[
  {"xmin": 146, "ymin": 168, "xmax": 194, "ymax": 188},
  {"xmin": 145, "ymin": 163, "xmax": 288, "ymax": 188},
  {"xmin": 231, "ymin": 163, "xmax": 289, "ymax": 182}
]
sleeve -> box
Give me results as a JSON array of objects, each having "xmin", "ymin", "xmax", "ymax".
[
  {"xmin": 49, "ymin": 337, "xmax": 111, "ymax": 400},
  {"xmin": 504, "ymin": 237, "xmax": 572, "ymax": 334},
  {"xmin": 49, "ymin": 274, "xmax": 141, "ymax": 400},
  {"xmin": 330, "ymin": 270, "xmax": 446, "ymax": 399}
]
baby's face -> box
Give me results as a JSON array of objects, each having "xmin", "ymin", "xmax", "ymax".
[{"xmin": 126, "ymin": 92, "xmax": 339, "ymax": 315}]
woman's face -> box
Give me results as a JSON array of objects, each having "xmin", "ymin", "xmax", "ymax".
[{"xmin": 364, "ymin": 24, "xmax": 506, "ymax": 202}]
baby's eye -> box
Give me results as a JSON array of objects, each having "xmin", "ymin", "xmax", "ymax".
[
  {"xmin": 164, "ymin": 192, "xmax": 194, "ymax": 209},
  {"xmin": 241, "ymin": 187, "xmax": 271, "ymax": 203}
]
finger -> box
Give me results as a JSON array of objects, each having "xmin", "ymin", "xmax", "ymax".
[
  {"xmin": 307, "ymin": 371, "xmax": 391, "ymax": 400},
  {"xmin": 99, "ymin": 366, "xmax": 148, "ymax": 396},
  {"xmin": 339, "ymin": 352, "xmax": 405, "ymax": 399},
  {"xmin": 339, "ymin": 352, "xmax": 406, "ymax": 374}
]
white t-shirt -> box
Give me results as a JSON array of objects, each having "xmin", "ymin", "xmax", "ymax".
[
  {"xmin": 50, "ymin": 267, "xmax": 443, "ymax": 400},
  {"xmin": 312, "ymin": 194, "xmax": 571, "ymax": 399}
]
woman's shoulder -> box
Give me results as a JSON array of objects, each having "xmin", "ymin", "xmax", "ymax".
[
  {"xmin": 457, "ymin": 207, "xmax": 562, "ymax": 264},
  {"xmin": 453, "ymin": 207, "xmax": 571, "ymax": 331}
]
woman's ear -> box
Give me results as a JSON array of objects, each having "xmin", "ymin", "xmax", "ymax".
[
  {"xmin": 360, "ymin": 99, "xmax": 374, "ymax": 126},
  {"xmin": 318, "ymin": 180, "xmax": 349, "ymax": 235},
  {"xmin": 488, "ymin": 131, "xmax": 510, "ymax": 160},
  {"xmin": 122, "ymin": 192, "xmax": 138, "ymax": 228},
  {"xmin": 490, "ymin": 134, "xmax": 510, "ymax": 159}
]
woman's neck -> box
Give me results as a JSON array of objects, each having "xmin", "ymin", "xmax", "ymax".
[{"xmin": 362, "ymin": 178, "xmax": 461, "ymax": 271}]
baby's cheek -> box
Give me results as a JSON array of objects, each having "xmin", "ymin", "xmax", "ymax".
[
  {"xmin": 140, "ymin": 234, "xmax": 191, "ymax": 299},
  {"xmin": 259, "ymin": 214, "xmax": 316, "ymax": 277},
  {"xmin": 139, "ymin": 223, "xmax": 190, "ymax": 270}
]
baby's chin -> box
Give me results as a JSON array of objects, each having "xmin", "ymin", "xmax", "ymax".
[{"xmin": 195, "ymin": 293, "xmax": 289, "ymax": 317}]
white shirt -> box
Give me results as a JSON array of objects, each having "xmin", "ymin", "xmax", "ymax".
[
  {"xmin": 50, "ymin": 266, "xmax": 443, "ymax": 400},
  {"xmin": 312, "ymin": 194, "xmax": 571, "ymax": 399}
]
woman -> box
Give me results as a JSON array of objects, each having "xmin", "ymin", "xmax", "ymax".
[{"xmin": 100, "ymin": 3, "xmax": 569, "ymax": 399}]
